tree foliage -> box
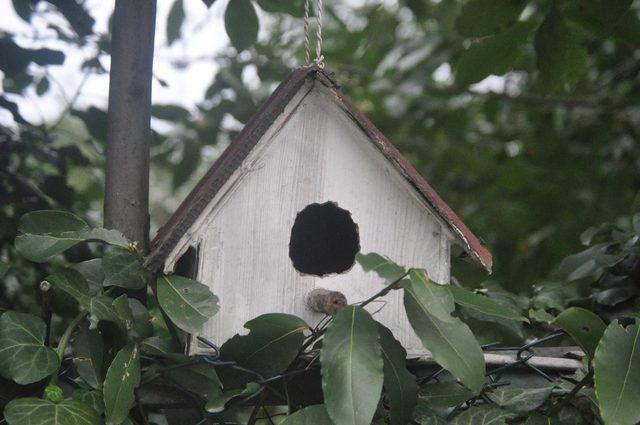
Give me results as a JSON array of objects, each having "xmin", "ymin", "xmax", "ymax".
[{"xmin": 0, "ymin": 0, "xmax": 639, "ymax": 424}]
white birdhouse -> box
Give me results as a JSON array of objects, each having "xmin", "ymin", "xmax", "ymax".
[{"xmin": 147, "ymin": 67, "xmax": 492, "ymax": 355}]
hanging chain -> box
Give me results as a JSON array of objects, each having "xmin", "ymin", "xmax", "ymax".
[{"xmin": 303, "ymin": 0, "xmax": 325, "ymax": 68}]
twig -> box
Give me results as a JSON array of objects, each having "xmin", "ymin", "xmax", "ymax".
[
  {"xmin": 359, "ymin": 270, "xmax": 411, "ymax": 309},
  {"xmin": 40, "ymin": 280, "xmax": 53, "ymax": 346}
]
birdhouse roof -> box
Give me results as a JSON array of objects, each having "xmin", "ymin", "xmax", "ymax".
[{"xmin": 146, "ymin": 66, "xmax": 492, "ymax": 273}]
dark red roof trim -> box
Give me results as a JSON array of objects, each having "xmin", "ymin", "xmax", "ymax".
[{"xmin": 146, "ymin": 66, "xmax": 492, "ymax": 273}]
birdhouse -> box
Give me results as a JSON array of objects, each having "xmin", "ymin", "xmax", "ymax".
[{"xmin": 147, "ymin": 67, "xmax": 492, "ymax": 355}]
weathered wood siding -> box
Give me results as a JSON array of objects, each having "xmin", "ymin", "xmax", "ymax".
[{"xmin": 165, "ymin": 80, "xmax": 455, "ymax": 355}]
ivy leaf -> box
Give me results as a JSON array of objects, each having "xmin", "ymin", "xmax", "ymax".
[
  {"xmin": 356, "ymin": 252, "xmax": 407, "ymax": 281},
  {"xmin": 0, "ymin": 312, "xmax": 59, "ymax": 384},
  {"xmin": 103, "ymin": 343, "xmax": 141, "ymax": 425},
  {"xmin": 553, "ymin": 307, "xmax": 606, "ymax": 358},
  {"xmin": 220, "ymin": 313, "xmax": 308, "ymax": 377},
  {"xmin": 455, "ymin": 21, "xmax": 535, "ymax": 86},
  {"xmin": 418, "ymin": 382, "xmax": 474, "ymax": 408},
  {"xmin": 402, "ymin": 273, "xmax": 485, "ymax": 393},
  {"xmin": 534, "ymin": 6, "xmax": 588, "ymax": 93},
  {"xmin": 72, "ymin": 323, "xmax": 104, "ymax": 389},
  {"xmin": 449, "ymin": 405, "xmax": 515, "ymax": 424},
  {"xmin": 487, "ymin": 384, "xmax": 554, "ymax": 413},
  {"xmin": 593, "ymin": 321, "xmax": 640, "ymax": 425},
  {"xmin": 167, "ymin": 0, "xmax": 185, "ymax": 46},
  {"xmin": 112, "ymin": 295, "xmax": 152, "ymax": 339},
  {"xmin": 377, "ymin": 323, "xmax": 417, "ymax": 425},
  {"xmin": 157, "ymin": 275, "xmax": 219, "ymax": 334},
  {"xmin": 321, "ymin": 306, "xmax": 383, "ymax": 425},
  {"xmin": 103, "ymin": 247, "xmax": 146, "ymax": 290},
  {"xmin": 4, "ymin": 398, "xmax": 101, "ymax": 425},
  {"xmin": 281, "ymin": 404, "xmax": 333, "ymax": 424},
  {"xmin": 454, "ymin": 0, "xmax": 527, "ymax": 37},
  {"xmin": 413, "ymin": 401, "xmax": 448, "ymax": 424},
  {"xmin": 449, "ymin": 286, "xmax": 527, "ymax": 323},
  {"xmin": 73, "ymin": 389, "xmax": 105, "ymax": 415},
  {"xmin": 15, "ymin": 210, "xmax": 129, "ymax": 262},
  {"xmin": 224, "ymin": 0, "xmax": 259, "ymax": 52}
]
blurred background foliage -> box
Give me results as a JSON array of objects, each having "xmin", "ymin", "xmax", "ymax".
[{"xmin": 1, "ymin": 0, "xmax": 639, "ymax": 336}]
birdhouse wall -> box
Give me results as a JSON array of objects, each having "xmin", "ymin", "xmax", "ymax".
[{"xmin": 164, "ymin": 80, "xmax": 455, "ymax": 355}]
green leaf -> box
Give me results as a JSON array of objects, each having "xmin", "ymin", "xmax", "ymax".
[
  {"xmin": 413, "ymin": 401, "xmax": 448, "ymax": 424},
  {"xmin": 4, "ymin": 398, "xmax": 101, "ymax": 425},
  {"xmin": 455, "ymin": 0, "xmax": 526, "ymax": 37},
  {"xmin": 205, "ymin": 382, "xmax": 261, "ymax": 413},
  {"xmin": 157, "ymin": 275, "xmax": 219, "ymax": 334},
  {"xmin": 402, "ymin": 275, "xmax": 485, "ymax": 393},
  {"xmin": 378, "ymin": 324, "xmax": 417, "ymax": 425},
  {"xmin": 281, "ymin": 404, "xmax": 333, "ymax": 424},
  {"xmin": 487, "ymin": 384, "xmax": 554, "ymax": 413},
  {"xmin": 103, "ymin": 248, "xmax": 146, "ymax": 289},
  {"xmin": 534, "ymin": 6, "xmax": 588, "ymax": 93},
  {"xmin": 455, "ymin": 21, "xmax": 535, "ymax": 86},
  {"xmin": 87, "ymin": 295, "xmax": 122, "ymax": 328},
  {"xmin": 163, "ymin": 363, "xmax": 222, "ymax": 400},
  {"xmin": 553, "ymin": 307, "xmax": 606, "ymax": 358},
  {"xmin": 72, "ymin": 259, "xmax": 104, "ymax": 295},
  {"xmin": 44, "ymin": 384, "xmax": 64, "ymax": 403},
  {"xmin": 256, "ymin": 0, "xmax": 305, "ymax": 17},
  {"xmin": 112, "ymin": 295, "xmax": 152, "ymax": 338},
  {"xmin": 418, "ymin": 382, "xmax": 474, "ymax": 408},
  {"xmin": 450, "ymin": 406, "xmax": 515, "ymax": 424},
  {"xmin": 563, "ymin": 245, "xmax": 627, "ymax": 274},
  {"xmin": 15, "ymin": 210, "xmax": 88, "ymax": 262},
  {"xmin": 593, "ymin": 321, "xmax": 640, "ymax": 425},
  {"xmin": 0, "ymin": 312, "xmax": 58, "ymax": 384},
  {"xmin": 151, "ymin": 104, "xmax": 190, "ymax": 121},
  {"xmin": 72, "ymin": 322, "xmax": 104, "ymax": 388},
  {"xmin": 15, "ymin": 211, "xmax": 129, "ymax": 262},
  {"xmin": 48, "ymin": 268, "xmax": 91, "ymax": 304},
  {"xmin": 103, "ymin": 343, "xmax": 141, "ymax": 425},
  {"xmin": 141, "ymin": 336, "xmax": 180, "ymax": 356},
  {"xmin": 220, "ymin": 313, "xmax": 308, "ymax": 377},
  {"xmin": 224, "ymin": 0, "xmax": 259, "ymax": 52},
  {"xmin": 356, "ymin": 252, "xmax": 406, "ymax": 281},
  {"xmin": 321, "ymin": 306, "xmax": 384, "ymax": 425},
  {"xmin": 36, "ymin": 76, "xmax": 50, "ymax": 95},
  {"xmin": 167, "ymin": 0, "xmax": 185, "ymax": 45},
  {"xmin": 528, "ymin": 308, "xmax": 555, "ymax": 324},
  {"xmin": 73, "ymin": 389, "xmax": 105, "ymax": 415},
  {"xmin": 450, "ymin": 286, "xmax": 527, "ymax": 323}
]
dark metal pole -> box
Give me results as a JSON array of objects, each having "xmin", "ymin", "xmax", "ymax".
[{"xmin": 105, "ymin": 0, "xmax": 157, "ymax": 253}]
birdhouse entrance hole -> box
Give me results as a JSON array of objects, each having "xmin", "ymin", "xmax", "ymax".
[{"xmin": 289, "ymin": 202, "xmax": 360, "ymax": 276}]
